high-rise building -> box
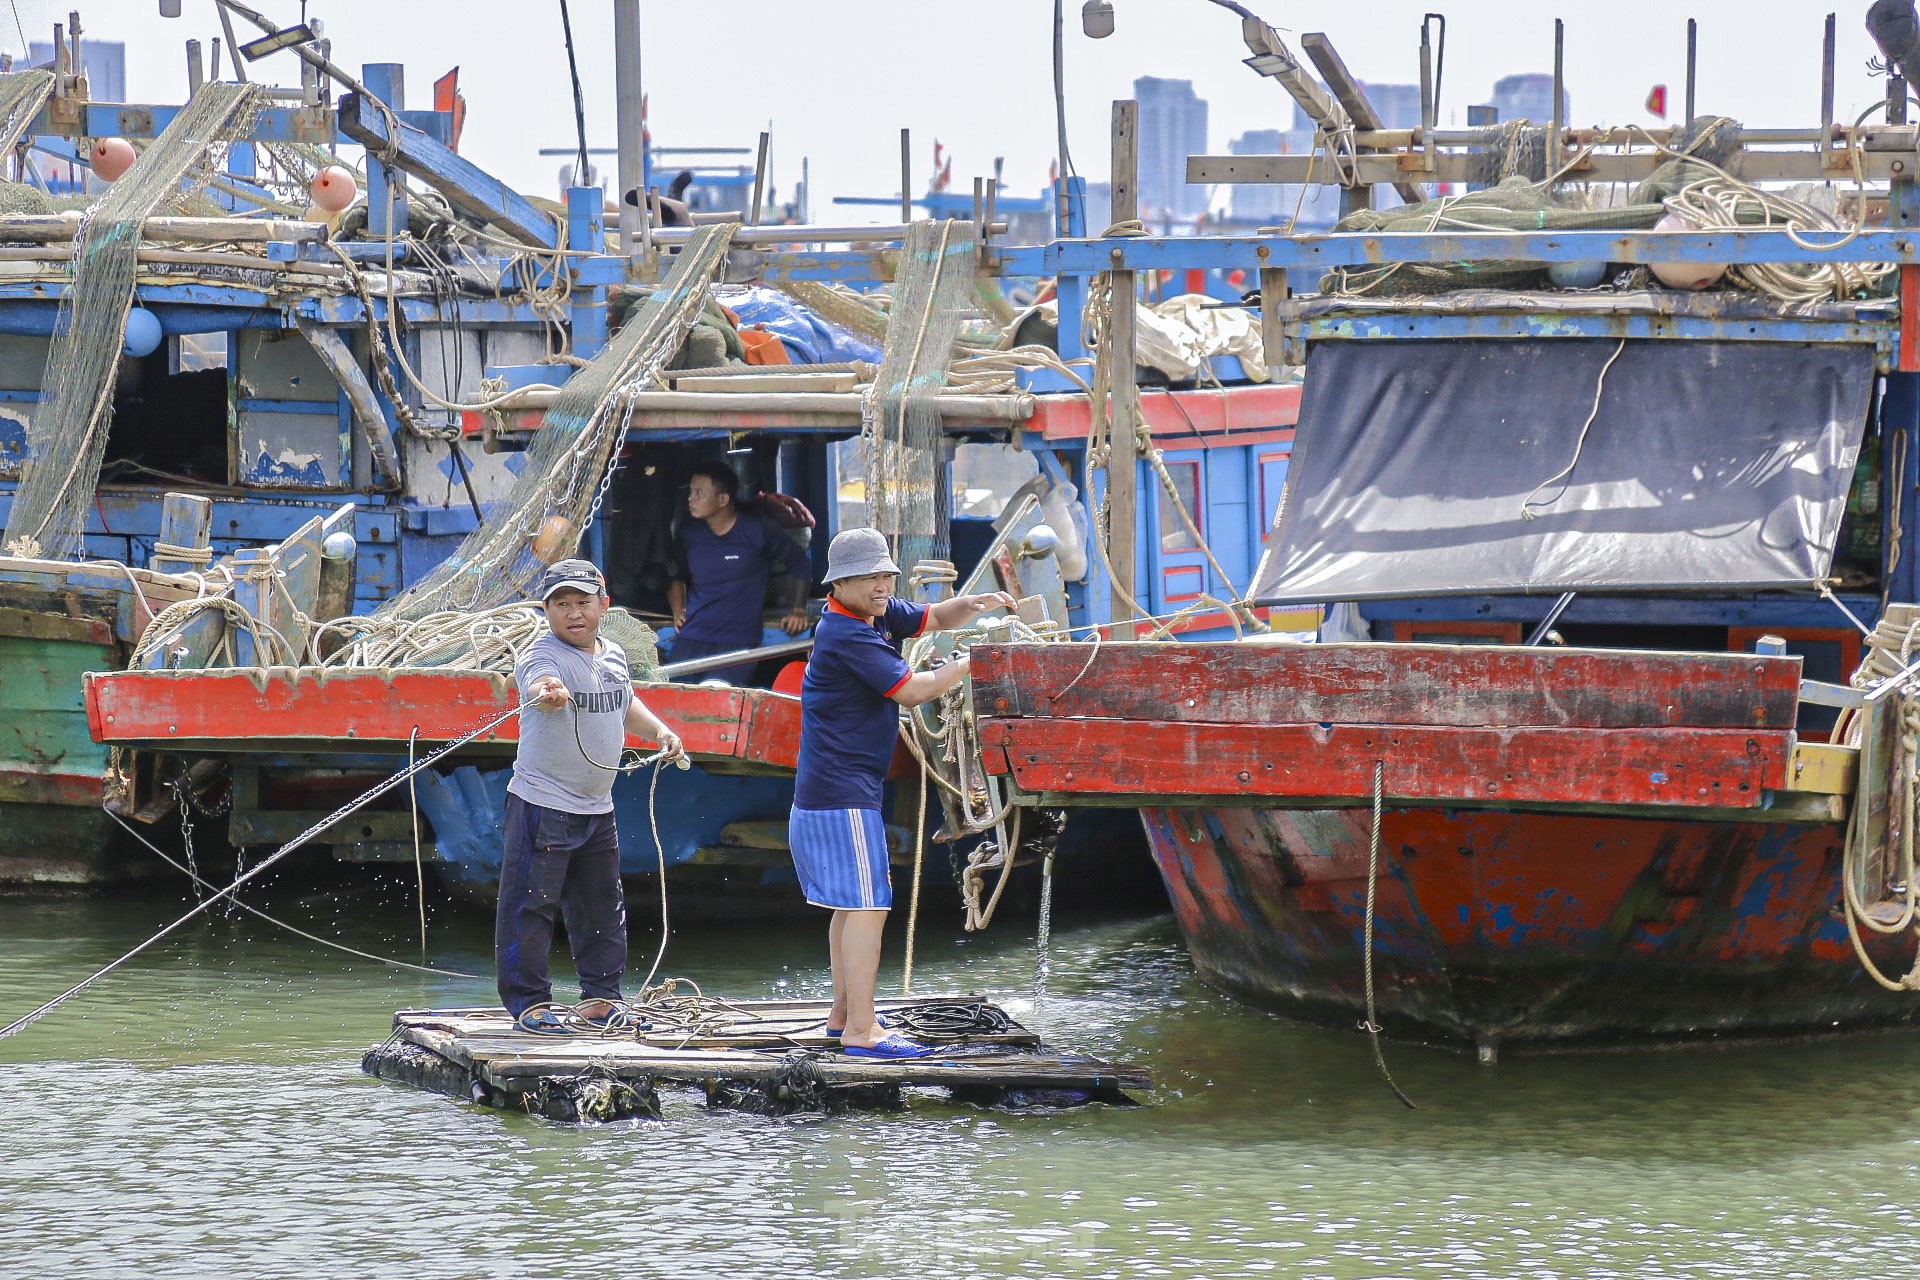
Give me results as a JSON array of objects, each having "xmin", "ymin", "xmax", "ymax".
[
  {"xmin": 1490, "ymin": 73, "xmax": 1569, "ymax": 126},
  {"xmin": 1227, "ymin": 129, "xmax": 1287, "ymax": 222},
  {"xmin": 1135, "ymin": 76, "xmax": 1208, "ymax": 223}
]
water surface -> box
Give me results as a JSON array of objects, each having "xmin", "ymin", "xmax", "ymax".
[{"xmin": 2, "ymin": 877, "xmax": 1916, "ymax": 1279}]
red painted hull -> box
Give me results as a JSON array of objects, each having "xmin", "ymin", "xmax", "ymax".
[{"xmin": 1142, "ymin": 803, "xmax": 1919, "ymax": 1049}]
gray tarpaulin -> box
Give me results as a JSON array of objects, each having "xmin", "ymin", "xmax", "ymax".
[{"xmin": 1251, "ymin": 338, "xmax": 1874, "ymax": 604}]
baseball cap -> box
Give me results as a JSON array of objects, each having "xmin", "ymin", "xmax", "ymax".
[{"xmin": 539, "ymin": 557, "xmax": 605, "ymax": 600}]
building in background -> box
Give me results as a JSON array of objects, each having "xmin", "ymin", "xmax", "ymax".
[
  {"xmin": 1136, "ymin": 76, "xmax": 1208, "ymax": 225},
  {"xmin": 24, "ymin": 40, "xmax": 125, "ymax": 192},
  {"xmin": 1489, "ymin": 73, "xmax": 1569, "ymax": 126},
  {"xmin": 1227, "ymin": 129, "xmax": 1288, "ymax": 223}
]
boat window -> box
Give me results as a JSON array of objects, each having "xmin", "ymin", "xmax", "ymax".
[
  {"xmin": 1157, "ymin": 459, "xmax": 1201, "ymax": 551},
  {"xmin": 951, "ymin": 443, "xmax": 1039, "ymax": 519},
  {"xmin": 101, "ymin": 343, "xmax": 231, "ymax": 486}
]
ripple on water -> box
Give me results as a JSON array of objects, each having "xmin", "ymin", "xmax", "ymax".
[{"xmin": 4, "ymin": 894, "xmax": 1920, "ymax": 1278}]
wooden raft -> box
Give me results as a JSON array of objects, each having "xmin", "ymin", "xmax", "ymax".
[{"xmin": 364, "ymin": 996, "xmax": 1152, "ymax": 1122}]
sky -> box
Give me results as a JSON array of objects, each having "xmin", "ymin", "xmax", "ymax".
[{"xmin": 1, "ymin": 0, "xmax": 1900, "ymax": 219}]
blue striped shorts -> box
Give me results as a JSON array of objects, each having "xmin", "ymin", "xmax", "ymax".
[{"xmin": 787, "ymin": 806, "xmax": 892, "ymax": 910}]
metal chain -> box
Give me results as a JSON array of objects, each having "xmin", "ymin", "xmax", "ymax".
[{"xmin": 175, "ymin": 786, "xmax": 203, "ymax": 904}]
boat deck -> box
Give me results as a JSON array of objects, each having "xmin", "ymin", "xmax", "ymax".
[{"xmin": 364, "ymin": 996, "xmax": 1152, "ymax": 1121}]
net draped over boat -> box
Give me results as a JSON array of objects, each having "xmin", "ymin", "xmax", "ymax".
[
  {"xmin": 367, "ymin": 221, "xmax": 738, "ymax": 627},
  {"xmin": 2, "ymin": 81, "xmax": 262, "ymax": 560},
  {"xmin": 863, "ymin": 219, "xmax": 978, "ymax": 573}
]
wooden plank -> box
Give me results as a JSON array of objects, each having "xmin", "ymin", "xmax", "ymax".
[
  {"xmin": 149, "ymin": 494, "xmax": 212, "ymax": 576},
  {"xmin": 296, "ymin": 320, "xmax": 401, "ymax": 489},
  {"xmin": 969, "ymin": 641, "xmax": 1802, "ymax": 729},
  {"xmin": 0, "ymin": 601, "xmax": 112, "ymax": 645},
  {"xmin": 1187, "ymin": 149, "xmax": 1920, "ymax": 186},
  {"xmin": 980, "ymin": 718, "xmax": 1792, "ymax": 808},
  {"xmin": 1786, "ymin": 742, "xmax": 1857, "ymax": 795},
  {"xmin": 338, "ymin": 91, "xmax": 558, "ymax": 249},
  {"xmin": 1299, "ymin": 32, "xmax": 1428, "ymax": 205},
  {"xmin": 0, "ymin": 211, "xmax": 324, "ymax": 243},
  {"xmin": 672, "ymin": 372, "xmax": 859, "ymax": 394}
]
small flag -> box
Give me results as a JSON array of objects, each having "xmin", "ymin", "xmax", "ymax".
[
  {"xmin": 1645, "ymin": 84, "xmax": 1668, "ymax": 119},
  {"xmin": 433, "ymin": 68, "xmax": 466, "ymax": 152}
]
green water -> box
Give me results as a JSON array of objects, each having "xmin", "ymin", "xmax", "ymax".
[{"xmin": 3, "ymin": 883, "xmax": 1919, "ymax": 1280}]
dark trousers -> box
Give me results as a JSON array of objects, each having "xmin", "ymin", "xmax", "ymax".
[
  {"xmin": 668, "ymin": 634, "xmax": 761, "ymax": 686},
  {"xmin": 495, "ymin": 793, "xmax": 627, "ymax": 1018}
]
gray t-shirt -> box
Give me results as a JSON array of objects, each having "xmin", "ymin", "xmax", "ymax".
[{"xmin": 508, "ymin": 631, "xmax": 632, "ymax": 815}]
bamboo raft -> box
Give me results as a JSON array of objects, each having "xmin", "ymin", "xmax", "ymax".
[{"xmin": 363, "ymin": 996, "xmax": 1152, "ymax": 1122}]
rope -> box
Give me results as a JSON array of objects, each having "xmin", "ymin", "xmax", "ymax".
[
  {"xmin": 1361, "ymin": 761, "xmax": 1418, "ymax": 1109},
  {"xmin": 105, "ymin": 808, "xmax": 481, "ymax": 980},
  {"xmin": 1519, "ymin": 338, "xmax": 1627, "ymax": 521},
  {"xmin": 903, "ymin": 750, "xmax": 929, "ymax": 995},
  {"xmin": 408, "ymin": 726, "xmax": 427, "ymax": 953},
  {"xmin": 1, "ymin": 695, "xmax": 537, "ymax": 1039}
]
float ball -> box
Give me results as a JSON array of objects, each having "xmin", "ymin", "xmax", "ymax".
[
  {"xmin": 1649, "ymin": 212, "xmax": 1728, "ymax": 290},
  {"xmin": 121, "ymin": 308, "xmax": 163, "ymax": 358},
  {"xmin": 90, "ymin": 137, "xmax": 136, "ymax": 181},
  {"xmin": 310, "ymin": 165, "xmax": 358, "ymax": 213}
]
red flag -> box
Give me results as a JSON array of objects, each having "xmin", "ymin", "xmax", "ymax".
[
  {"xmin": 433, "ymin": 68, "xmax": 466, "ymax": 152},
  {"xmin": 1645, "ymin": 84, "xmax": 1668, "ymax": 119}
]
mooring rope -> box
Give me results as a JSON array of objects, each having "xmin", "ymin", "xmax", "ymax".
[
  {"xmin": 1361, "ymin": 760, "xmax": 1419, "ymax": 1110},
  {"xmin": 0, "ymin": 696, "xmax": 540, "ymax": 1040},
  {"xmin": 104, "ymin": 808, "xmax": 482, "ymax": 981}
]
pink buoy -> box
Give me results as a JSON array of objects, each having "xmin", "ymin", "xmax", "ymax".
[
  {"xmin": 1649, "ymin": 211, "xmax": 1728, "ymax": 291},
  {"xmin": 90, "ymin": 137, "xmax": 136, "ymax": 182},
  {"xmin": 310, "ymin": 165, "xmax": 358, "ymax": 213}
]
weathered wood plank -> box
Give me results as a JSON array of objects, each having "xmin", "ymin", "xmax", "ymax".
[
  {"xmin": 980, "ymin": 717, "xmax": 1793, "ymax": 808},
  {"xmin": 970, "ymin": 642, "xmax": 1802, "ymax": 730}
]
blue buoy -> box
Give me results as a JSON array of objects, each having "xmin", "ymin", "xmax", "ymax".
[
  {"xmin": 121, "ymin": 307, "xmax": 163, "ymax": 358},
  {"xmin": 1547, "ymin": 260, "xmax": 1609, "ymax": 290}
]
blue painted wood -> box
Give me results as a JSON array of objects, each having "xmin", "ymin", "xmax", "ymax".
[
  {"xmin": 1022, "ymin": 228, "xmax": 1920, "ymax": 274},
  {"xmin": 28, "ymin": 103, "xmax": 451, "ymax": 145},
  {"xmin": 361, "ymin": 64, "xmax": 408, "ymax": 241},
  {"xmin": 339, "ymin": 88, "xmax": 557, "ymax": 250},
  {"xmin": 1294, "ymin": 310, "xmax": 1893, "ymax": 359},
  {"xmin": 566, "ymin": 186, "xmax": 608, "ymax": 359}
]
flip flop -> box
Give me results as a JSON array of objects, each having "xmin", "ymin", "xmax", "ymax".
[
  {"xmin": 842, "ymin": 1032, "xmax": 936, "ymax": 1059},
  {"xmin": 515, "ymin": 1008, "xmax": 570, "ymax": 1036},
  {"xmin": 579, "ymin": 1002, "xmax": 643, "ymax": 1031},
  {"xmin": 824, "ymin": 1014, "xmax": 888, "ymax": 1039}
]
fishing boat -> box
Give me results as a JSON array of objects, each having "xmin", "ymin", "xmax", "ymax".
[
  {"xmin": 62, "ymin": 3, "xmax": 1321, "ymax": 920},
  {"xmin": 956, "ymin": 8, "xmax": 1920, "ymax": 1052}
]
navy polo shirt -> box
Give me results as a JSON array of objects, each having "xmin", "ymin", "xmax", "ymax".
[
  {"xmin": 794, "ymin": 596, "xmax": 929, "ymax": 811},
  {"xmin": 674, "ymin": 512, "xmax": 806, "ymax": 647}
]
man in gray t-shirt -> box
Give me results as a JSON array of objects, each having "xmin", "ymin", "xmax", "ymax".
[{"xmin": 496, "ymin": 559, "xmax": 684, "ymax": 1033}]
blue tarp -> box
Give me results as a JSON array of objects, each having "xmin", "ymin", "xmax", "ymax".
[{"xmin": 716, "ymin": 286, "xmax": 883, "ymax": 365}]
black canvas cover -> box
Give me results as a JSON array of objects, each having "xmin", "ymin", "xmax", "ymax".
[{"xmin": 1252, "ymin": 338, "xmax": 1874, "ymax": 603}]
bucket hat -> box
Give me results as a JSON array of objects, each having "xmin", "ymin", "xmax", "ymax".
[{"xmin": 823, "ymin": 527, "xmax": 901, "ymax": 583}]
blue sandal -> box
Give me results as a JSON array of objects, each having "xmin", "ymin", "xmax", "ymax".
[
  {"xmin": 515, "ymin": 1008, "xmax": 570, "ymax": 1036},
  {"xmin": 824, "ymin": 1014, "xmax": 887, "ymax": 1039},
  {"xmin": 842, "ymin": 1032, "xmax": 936, "ymax": 1059}
]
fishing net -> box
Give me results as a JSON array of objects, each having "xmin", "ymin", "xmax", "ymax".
[
  {"xmin": 3, "ymin": 81, "xmax": 261, "ymax": 560},
  {"xmin": 1319, "ymin": 177, "xmax": 1667, "ymax": 296},
  {"xmin": 368, "ymin": 221, "xmax": 738, "ymax": 625},
  {"xmin": 863, "ymin": 219, "xmax": 978, "ymax": 572}
]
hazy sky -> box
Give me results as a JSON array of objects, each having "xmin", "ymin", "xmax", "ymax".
[{"xmin": 4, "ymin": 0, "xmax": 1899, "ymax": 218}]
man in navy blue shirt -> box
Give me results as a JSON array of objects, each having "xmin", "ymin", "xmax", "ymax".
[
  {"xmin": 667, "ymin": 461, "xmax": 810, "ymax": 685},
  {"xmin": 791, "ymin": 527, "xmax": 1013, "ymax": 1059}
]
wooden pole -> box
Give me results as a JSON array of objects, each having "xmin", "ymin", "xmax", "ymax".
[
  {"xmin": 1550, "ymin": 19, "xmax": 1564, "ymax": 174},
  {"xmin": 749, "ymin": 130, "xmax": 770, "ymax": 226},
  {"xmin": 900, "ymin": 128, "xmax": 912, "ymax": 223},
  {"xmin": 1107, "ymin": 100, "xmax": 1139, "ymax": 640},
  {"xmin": 1685, "ymin": 19, "xmax": 1697, "ymax": 124},
  {"xmin": 613, "ymin": 0, "xmax": 644, "ymax": 266}
]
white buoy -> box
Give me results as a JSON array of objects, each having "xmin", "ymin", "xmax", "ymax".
[{"xmin": 1649, "ymin": 212, "xmax": 1727, "ymax": 290}]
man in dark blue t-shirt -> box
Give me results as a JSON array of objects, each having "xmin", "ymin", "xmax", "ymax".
[
  {"xmin": 667, "ymin": 461, "xmax": 809, "ymax": 684},
  {"xmin": 791, "ymin": 527, "xmax": 1013, "ymax": 1059}
]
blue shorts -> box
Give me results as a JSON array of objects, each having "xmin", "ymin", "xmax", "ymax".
[{"xmin": 788, "ymin": 806, "xmax": 892, "ymax": 910}]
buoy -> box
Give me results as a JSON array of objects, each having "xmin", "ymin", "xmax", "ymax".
[
  {"xmin": 90, "ymin": 137, "xmax": 136, "ymax": 182},
  {"xmin": 530, "ymin": 514, "xmax": 580, "ymax": 565},
  {"xmin": 1649, "ymin": 212, "xmax": 1727, "ymax": 290},
  {"xmin": 121, "ymin": 307, "xmax": 163, "ymax": 358},
  {"xmin": 309, "ymin": 165, "xmax": 358, "ymax": 213},
  {"xmin": 1547, "ymin": 260, "xmax": 1609, "ymax": 289}
]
